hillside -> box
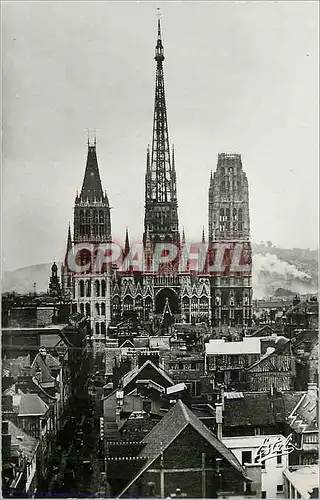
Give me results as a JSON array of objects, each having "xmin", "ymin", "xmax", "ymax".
[{"xmin": 2, "ymin": 245, "xmax": 318, "ymax": 299}]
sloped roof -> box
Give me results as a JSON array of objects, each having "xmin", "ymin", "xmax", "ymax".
[
  {"xmin": 249, "ymin": 325, "xmax": 275, "ymax": 337},
  {"xmin": 118, "ymin": 400, "xmax": 248, "ymax": 497},
  {"xmin": 30, "ymin": 352, "xmax": 56, "ymax": 383},
  {"xmin": 120, "ymin": 360, "xmax": 173, "ymax": 389},
  {"xmin": 224, "ymin": 391, "xmax": 303, "ymax": 427},
  {"xmin": 18, "ymin": 393, "xmax": 49, "ymax": 416},
  {"xmin": 7, "ymin": 420, "xmax": 39, "ymax": 461},
  {"xmin": 80, "ymin": 145, "xmax": 104, "ymax": 200},
  {"xmin": 288, "ymin": 390, "xmax": 318, "ymax": 433}
]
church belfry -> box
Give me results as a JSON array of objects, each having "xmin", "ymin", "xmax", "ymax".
[
  {"xmin": 208, "ymin": 153, "xmax": 252, "ymax": 328},
  {"xmin": 74, "ymin": 140, "xmax": 111, "ymax": 244},
  {"xmin": 71, "ymin": 139, "xmax": 112, "ymax": 344},
  {"xmin": 144, "ymin": 19, "xmax": 180, "ymax": 248}
]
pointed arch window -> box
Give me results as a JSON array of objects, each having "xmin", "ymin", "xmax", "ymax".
[
  {"xmin": 96, "ymin": 303, "xmax": 100, "ymax": 315},
  {"xmin": 101, "ymin": 322, "xmax": 106, "ymax": 335},
  {"xmin": 85, "ymin": 280, "xmax": 91, "ymax": 297},
  {"xmin": 80, "ymin": 303, "xmax": 84, "ymax": 315},
  {"xmin": 200, "ymin": 296, "xmax": 208, "ymax": 311},
  {"xmin": 85, "ymin": 303, "xmax": 91, "ymax": 316},
  {"xmin": 79, "ymin": 280, "xmax": 85, "ymax": 298},
  {"xmin": 95, "ymin": 280, "xmax": 100, "ymax": 297},
  {"xmin": 101, "ymin": 280, "xmax": 106, "ymax": 297},
  {"xmin": 101, "ymin": 303, "xmax": 106, "ymax": 316},
  {"xmin": 95, "ymin": 323, "xmax": 100, "ymax": 335}
]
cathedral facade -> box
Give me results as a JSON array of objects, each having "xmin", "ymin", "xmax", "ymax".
[{"xmin": 61, "ymin": 20, "xmax": 252, "ymax": 338}]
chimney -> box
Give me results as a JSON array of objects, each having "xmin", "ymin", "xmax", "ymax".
[{"xmin": 215, "ymin": 402, "xmax": 223, "ymax": 440}]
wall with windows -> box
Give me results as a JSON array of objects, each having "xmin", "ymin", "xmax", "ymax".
[{"xmin": 222, "ymin": 434, "xmax": 289, "ymax": 499}]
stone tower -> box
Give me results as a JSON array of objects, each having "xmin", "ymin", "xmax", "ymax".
[
  {"xmin": 72, "ymin": 139, "xmax": 112, "ymax": 340},
  {"xmin": 208, "ymin": 153, "xmax": 252, "ymax": 329}
]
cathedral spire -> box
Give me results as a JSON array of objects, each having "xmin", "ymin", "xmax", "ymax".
[
  {"xmin": 144, "ymin": 17, "xmax": 180, "ymax": 248},
  {"xmin": 67, "ymin": 223, "xmax": 72, "ymax": 252},
  {"xmin": 202, "ymin": 226, "xmax": 206, "ymax": 244},
  {"xmin": 124, "ymin": 227, "xmax": 130, "ymax": 257},
  {"xmin": 80, "ymin": 139, "xmax": 104, "ymax": 201}
]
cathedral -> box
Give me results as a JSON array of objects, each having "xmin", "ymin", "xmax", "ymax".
[{"xmin": 61, "ymin": 20, "xmax": 253, "ymax": 339}]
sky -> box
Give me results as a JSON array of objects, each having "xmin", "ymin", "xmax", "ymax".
[{"xmin": 2, "ymin": 1, "xmax": 319, "ymax": 272}]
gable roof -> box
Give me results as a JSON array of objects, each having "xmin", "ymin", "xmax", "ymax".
[
  {"xmin": 7, "ymin": 420, "xmax": 39, "ymax": 461},
  {"xmin": 249, "ymin": 325, "xmax": 275, "ymax": 337},
  {"xmin": 118, "ymin": 400, "xmax": 248, "ymax": 497},
  {"xmin": 224, "ymin": 391, "xmax": 303, "ymax": 428},
  {"xmin": 120, "ymin": 359, "xmax": 173, "ymax": 389},
  {"xmin": 18, "ymin": 393, "xmax": 49, "ymax": 416},
  {"xmin": 288, "ymin": 391, "xmax": 318, "ymax": 433}
]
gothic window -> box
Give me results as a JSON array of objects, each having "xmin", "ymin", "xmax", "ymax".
[
  {"xmin": 85, "ymin": 280, "xmax": 91, "ymax": 297},
  {"xmin": 200, "ymin": 297, "xmax": 208, "ymax": 311},
  {"xmin": 85, "ymin": 303, "xmax": 91, "ymax": 316},
  {"xmin": 101, "ymin": 303, "xmax": 106, "ymax": 316},
  {"xmin": 101, "ymin": 280, "xmax": 106, "ymax": 297},
  {"xmin": 79, "ymin": 280, "xmax": 85, "ymax": 297},
  {"xmin": 183, "ymin": 297, "xmax": 190, "ymax": 310},
  {"xmin": 191, "ymin": 297, "xmax": 198, "ymax": 310},
  {"xmin": 238, "ymin": 208, "xmax": 243, "ymax": 221},
  {"xmin": 221, "ymin": 290, "xmax": 229, "ymax": 307},
  {"xmin": 80, "ymin": 303, "xmax": 84, "ymax": 315},
  {"xmin": 135, "ymin": 296, "xmax": 143, "ymax": 309},
  {"xmin": 233, "ymin": 208, "xmax": 237, "ymax": 219},
  {"xmin": 101, "ymin": 322, "xmax": 106, "ymax": 335},
  {"xmin": 113, "ymin": 296, "xmax": 120, "ymax": 308},
  {"xmin": 226, "ymin": 208, "xmax": 230, "ymax": 221},
  {"xmin": 219, "ymin": 208, "xmax": 224, "ymax": 221},
  {"xmin": 95, "ymin": 280, "xmax": 100, "ymax": 297},
  {"xmin": 95, "ymin": 323, "xmax": 100, "ymax": 335},
  {"xmin": 96, "ymin": 303, "xmax": 100, "ymax": 315},
  {"xmin": 124, "ymin": 296, "xmax": 133, "ymax": 311}
]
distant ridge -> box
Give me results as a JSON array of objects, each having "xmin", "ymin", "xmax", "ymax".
[{"xmin": 2, "ymin": 245, "xmax": 318, "ymax": 299}]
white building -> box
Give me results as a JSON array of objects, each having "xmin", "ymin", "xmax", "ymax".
[{"xmin": 222, "ymin": 434, "xmax": 289, "ymax": 499}]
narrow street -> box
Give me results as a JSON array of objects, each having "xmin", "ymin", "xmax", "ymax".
[{"xmin": 47, "ymin": 396, "xmax": 102, "ymax": 498}]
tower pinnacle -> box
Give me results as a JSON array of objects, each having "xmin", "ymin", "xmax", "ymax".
[{"xmin": 144, "ymin": 18, "xmax": 180, "ymax": 248}]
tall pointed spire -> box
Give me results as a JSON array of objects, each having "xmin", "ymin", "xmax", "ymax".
[
  {"xmin": 182, "ymin": 227, "xmax": 186, "ymax": 246},
  {"xmin": 80, "ymin": 140, "xmax": 104, "ymax": 201},
  {"xmin": 144, "ymin": 16, "xmax": 180, "ymax": 249},
  {"xmin": 124, "ymin": 227, "xmax": 130, "ymax": 257},
  {"xmin": 67, "ymin": 223, "xmax": 72, "ymax": 252}
]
